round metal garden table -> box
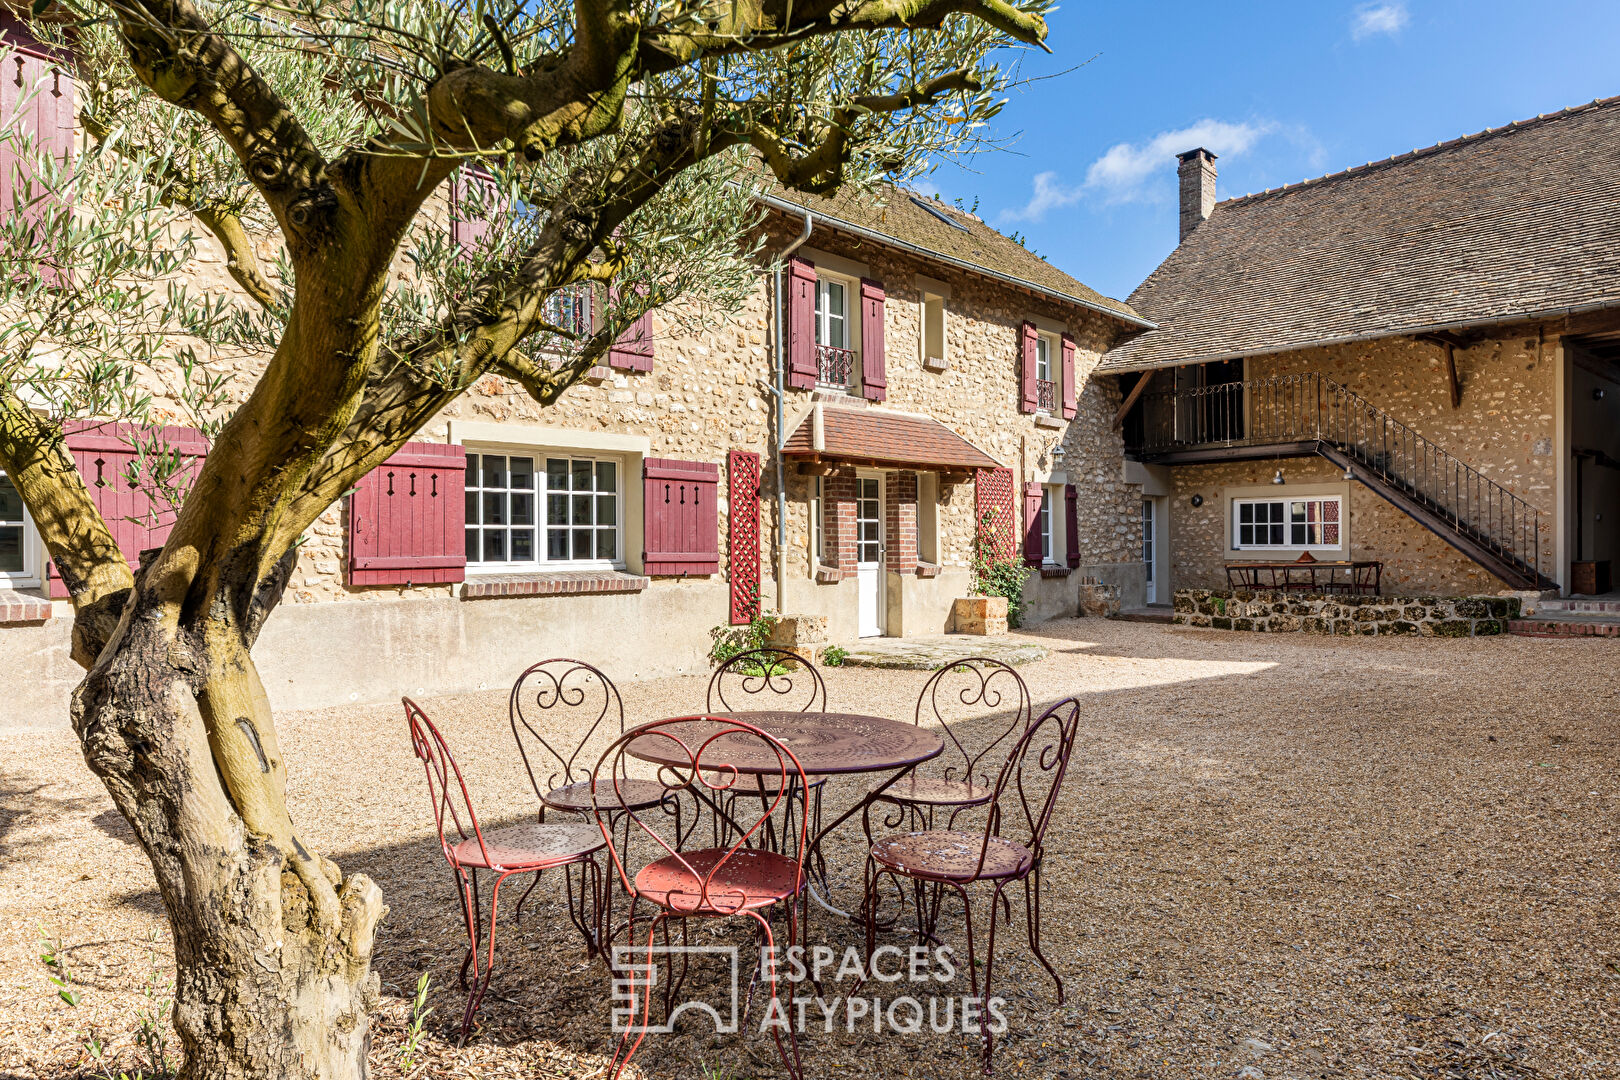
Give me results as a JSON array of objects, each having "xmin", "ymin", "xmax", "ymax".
[{"xmin": 624, "ymin": 711, "xmax": 943, "ymax": 916}]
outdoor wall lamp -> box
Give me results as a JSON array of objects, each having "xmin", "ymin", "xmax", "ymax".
[
  {"xmin": 1190, "ymin": 494, "xmax": 1204, "ymax": 507},
  {"xmin": 1595, "ymin": 387, "xmax": 1607, "ymax": 401},
  {"xmin": 1272, "ymin": 469, "xmax": 1285, "ymax": 485}
]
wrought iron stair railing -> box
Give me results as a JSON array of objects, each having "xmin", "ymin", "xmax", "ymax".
[{"xmin": 1128, "ymin": 372, "xmax": 1550, "ymax": 586}]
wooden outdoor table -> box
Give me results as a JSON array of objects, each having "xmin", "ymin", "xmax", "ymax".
[
  {"xmin": 624, "ymin": 711, "xmax": 943, "ymax": 917},
  {"xmin": 1225, "ymin": 559, "xmax": 1383, "ymax": 595}
]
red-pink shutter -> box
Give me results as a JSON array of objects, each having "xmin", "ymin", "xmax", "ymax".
[
  {"xmin": 607, "ymin": 286, "xmax": 654, "ymax": 372},
  {"xmin": 727, "ymin": 451, "xmax": 760, "ymax": 624},
  {"xmin": 348, "ymin": 442, "xmax": 466, "ymax": 586},
  {"xmin": 1022, "ymin": 481, "xmax": 1043, "ymax": 567},
  {"xmin": 449, "ymin": 167, "xmax": 495, "ymax": 250},
  {"xmin": 1060, "ymin": 333, "xmax": 1077, "ymax": 420},
  {"xmin": 1018, "ymin": 321, "xmax": 1039, "ymax": 414},
  {"xmin": 859, "ymin": 278, "xmax": 886, "ymax": 401},
  {"xmin": 1065, "ymin": 483, "xmax": 1080, "ymax": 568},
  {"xmin": 46, "ymin": 421, "xmax": 208, "ymax": 598},
  {"xmin": 785, "ymin": 257, "xmax": 818, "ymax": 390},
  {"xmin": 642, "ymin": 458, "xmax": 719, "ymax": 575},
  {"xmin": 0, "ymin": 31, "xmax": 76, "ymax": 288}
]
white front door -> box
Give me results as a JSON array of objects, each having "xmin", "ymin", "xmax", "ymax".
[
  {"xmin": 856, "ymin": 475, "xmax": 885, "ymax": 637},
  {"xmin": 1141, "ymin": 497, "xmax": 1157, "ymax": 605}
]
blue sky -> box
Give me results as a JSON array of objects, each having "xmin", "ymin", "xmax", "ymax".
[{"xmin": 928, "ymin": 1, "xmax": 1620, "ymax": 302}]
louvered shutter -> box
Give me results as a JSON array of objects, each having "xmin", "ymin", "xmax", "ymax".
[
  {"xmin": 0, "ymin": 36, "xmax": 75, "ymax": 288},
  {"xmin": 607, "ymin": 286, "xmax": 654, "ymax": 372},
  {"xmin": 642, "ymin": 458, "xmax": 719, "ymax": 575},
  {"xmin": 785, "ymin": 257, "xmax": 818, "ymax": 390},
  {"xmin": 1060, "ymin": 333, "xmax": 1077, "ymax": 420},
  {"xmin": 1022, "ymin": 481, "xmax": 1043, "ymax": 568},
  {"xmin": 1065, "ymin": 483, "xmax": 1080, "ymax": 568},
  {"xmin": 347, "ymin": 443, "xmax": 467, "ymax": 586},
  {"xmin": 1018, "ymin": 321, "xmax": 1039, "ymax": 414},
  {"xmin": 859, "ymin": 278, "xmax": 886, "ymax": 401},
  {"xmin": 46, "ymin": 422, "xmax": 208, "ymax": 598}
]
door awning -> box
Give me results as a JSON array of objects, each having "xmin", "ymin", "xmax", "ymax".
[{"xmin": 782, "ymin": 404, "xmax": 1002, "ymax": 471}]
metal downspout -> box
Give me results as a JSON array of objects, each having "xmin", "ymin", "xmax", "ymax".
[{"xmin": 772, "ymin": 212, "xmax": 814, "ymax": 613}]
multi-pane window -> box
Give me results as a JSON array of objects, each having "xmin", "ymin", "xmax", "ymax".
[
  {"xmin": 465, "ymin": 451, "xmax": 620, "ymax": 568},
  {"xmin": 1035, "ymin": 335, "xmax": 1051, "ymax": 382},
  {"xmin": 814, "ymin": 278, "xmax": 847, "ymax": 348},
  {"xmin": 811, "ymin": 476, "xmax": 824, "ymax": 564},
  {"xmin": 0, "ymin": 472, "xmax": 28, "ymax": 577},
  {"xmin": 1233, "ymin": 496, "xmax": 1342, "ymax": 550},
  {"xmin": 543, "ymin": 284, "xmax": 593, "ymax": 336},
  {"xmin": 856, "ymin": 477, "xmax": 881, "ymax": 564},
  {"xmin": 1039, "ymin": 487, "xmax": 1053, "ymax": 563}
]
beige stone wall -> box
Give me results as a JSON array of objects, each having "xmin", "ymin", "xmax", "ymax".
[{"xmin": 1160, "ymin": 330, "xmax": 1560, "ymax": 596}]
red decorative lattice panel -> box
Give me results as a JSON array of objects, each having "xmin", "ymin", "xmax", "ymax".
[
  {"xmin": 974, "ymin": 467, "xmax": 1016, "ymax": 562},
  {"xmin": 728, "ymin": 451, "xmax": 762, "ymax": 625}
]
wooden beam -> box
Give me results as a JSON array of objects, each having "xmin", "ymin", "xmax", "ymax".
[
  {"xmin": 1417, "ymin": 334, "xmax": 1463, "ymax": 408},
  {"xmin": 1112, "ymin": 372, "xmax": 1154, "ymax": 429}
]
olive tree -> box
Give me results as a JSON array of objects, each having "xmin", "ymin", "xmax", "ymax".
[{"xmin": 0, "ymin": 0, "xmax": 1050, "ymax": 1074}]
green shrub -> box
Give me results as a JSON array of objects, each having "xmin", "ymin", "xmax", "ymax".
[
  {"xmin": 971, "ymin": 510, "xmax": 1031, "ymax": 628},
  {"xmin": 707, "ymin": 608, "xmax": 780, "ymax": 669},
  {"xmin": 821, "ymin": 645, "xmax": 849, "ymax": 667}
]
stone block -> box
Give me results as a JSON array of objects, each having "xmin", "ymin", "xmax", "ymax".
[
  {"xmin": 1388, "ymin": 620, "xmax": 1418, "ymax": 635},
  {"xmin": 1234, "ymin": 617, "xmax": 1255, "ymax": 630},
  {"xmin": 1453, "ymin": 598, "xmax": 1489, "ymax": 619},
  {"xmin": 1432, "ymin": 619, "xmax": 1472, "ymax": 637},
  {"xmin": 767, "ymin": 614, "xmax": 829, "ymax": 663},
  {"xmin": 952, "ymin": 596, "xmax": 1008, "ymax": 636},
  {"xmin": 1473, "ymin": 619, "xmax": 1504, "ymax": 636},
  {"xmin": 1079, "ymin": 582, "xmax": 1121, "ymax": 618},
  {"xmin": 1272, "ymin": 615, "xmax": 1302, "ymax": 632}
]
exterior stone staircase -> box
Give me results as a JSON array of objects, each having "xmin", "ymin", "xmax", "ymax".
[{"xmin": 1506, "ymin": 598, "xmax": 1620, "ymax": 638}]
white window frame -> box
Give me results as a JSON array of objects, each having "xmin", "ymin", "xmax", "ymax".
[
  {"xmin": 1039, "ymin": 487, "xmax": 1053, "ymax": 564},
  {"xmin": 1231, "ymin": 495, "xmax": 1344, "ymax": 551},
  {"xmin": 813, "ymin": 270, "xmax": 862, "ymax": 390},
  {"xmin": 920, "ymin": 292, "xmax": 947, "ymax": 367},
  {"xmin": 0, "ymin": 468, "xmax": 41, "ymax": 588},
  {"xmin": 810, "ymin": 475, "xmax": 825, "ymax": 566},
  {"xmin": 1034, "ymin": 330, "xmax": 1059, "ymax": 415},
  {"xmin": 464, "ymin": 447, "xmax": 627, "ymax": 572},
  {"xmin": 917, "ymin": 472, "xmax": 940, "ymax": 564},
  {"xmin": 814, "ymin": 275, "xmax": 850, "ymax": 351}
]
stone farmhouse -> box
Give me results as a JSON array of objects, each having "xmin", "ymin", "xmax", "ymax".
[
  {"xmin": 0, "ymin": 16, "xmax": 1155, "ymax": 716},
  {"xmin": 1090, "ymin": 96, "xmax": 1620, "ymax": 606}
]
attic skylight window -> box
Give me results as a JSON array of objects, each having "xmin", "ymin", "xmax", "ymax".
[{"xmin": 910, "ymin": 197, "xmax": 971, "ymax": 232}]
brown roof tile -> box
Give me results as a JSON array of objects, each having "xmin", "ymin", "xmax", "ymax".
[
  {"xmin": 762, "ymin": 183, "xmax": 1148, "ymax": 328},
  {"xmin": 1101, "ymin": 96, "xmax": 1620, "ymax": 373},
  {"xmin": 782, "ymin": 405, "xmax": 1002, "ymax": 471}
]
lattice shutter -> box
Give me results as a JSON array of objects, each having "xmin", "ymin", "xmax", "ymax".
[
  {"xmin": 727, "ymin": 451, "xmax": 761, "ymax": 625},
  {"xmin": 974, "ymin": 467, "xmax": 1017, "ymax": 562}
]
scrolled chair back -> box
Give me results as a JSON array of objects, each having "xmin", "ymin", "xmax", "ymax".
[
  {"xmin": 975, "ymin": 697, "xmax": 1081, "ymax": 877},
  {"xmin": 509, "ymin": 658, "xmax": 625, "ymax": 799},
  {"xmin": 591, "ymin": 715, "xmax": 808, "ymax": 915},
  {"xmin": 914, "ymin": 657, "xmax": 1033, "ymax": 788},
  {"xmin": 404, "ymin": 696, "xmax": 496, "ymax": 870},
  {"xmin": 706, "ymin": 647, "xmax": 826, "ymax": 714}
]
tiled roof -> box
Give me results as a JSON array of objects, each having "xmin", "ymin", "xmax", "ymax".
[
  {"xmin": 1101, "ymin": 96, "xmax": 1620, "ymax": 373},
  {"xmin": 782, "ymin": 404, "xmax": 1002, "ymax": 471},
  {"xmin": 761, "ymin": 183, "xmax": 1149, "ymax": 328}
]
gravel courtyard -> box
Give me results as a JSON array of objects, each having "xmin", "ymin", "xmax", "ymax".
[{"xmin": 2, "ymin": 618, "xmax": 1616, "ymax": 1080}]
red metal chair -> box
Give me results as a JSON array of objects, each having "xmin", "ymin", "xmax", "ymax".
[
  {"xmin": 706, "ymin": 647, "xmax": 827, "ymax": 854},
  {"xmin": 404, "ymin": 697, "xmax": 606, "ymax": 1041},
  {"xmin": 860, "ymin": 697, "xmax": 1081, "ymax": 1073},
  {"xmin": 509, "ymin": 658, "xmax": 687, "ymax": 940},
  {"xmin": 864, "ymin": 657, "xmax": 1033, "ymax": 839},
  {"xmin": 594, "ymin": 715, "xmax": 809, "ymax": 1080}
]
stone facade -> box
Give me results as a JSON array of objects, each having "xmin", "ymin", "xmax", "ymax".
[
  {"xmin": 1173, "ymin": 588, "xmax": 1522, "ymax": 636},
  {"xmin": 1148, "ymin": 329, "xmax": 1561, "ymax": 597}
]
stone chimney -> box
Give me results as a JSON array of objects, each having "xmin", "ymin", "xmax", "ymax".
[{"xmin": 1177, "ymin": 147, "xmax": 1218, "ymax": 241}]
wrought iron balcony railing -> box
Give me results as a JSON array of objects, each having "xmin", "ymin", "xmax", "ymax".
[
  {"xmin": 1035, "ymin": 378, "xmax": 1056, "ymax": 413},
  {"xmin": 817, "ymin": 344, "xmax": 856, "ymax": 388},
  {"xmin": 1126, "ymin": 371, "xmax": 1547, "ymax": 583}
]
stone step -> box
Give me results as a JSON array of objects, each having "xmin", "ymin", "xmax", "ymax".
[
  {"xmin": 1506, "ymin": 614, "xmax": 1620, "ymax": 637},
  {"xmin": 1536, "ymin": 598, "xmax": 1620, "ymax": 614},
  {"xmin": 1116, "ymin": 607, "xmax": 1174, "ymax": 624}
]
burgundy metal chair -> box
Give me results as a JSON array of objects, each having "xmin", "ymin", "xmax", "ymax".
[
  {"xmin": 860, "ymin": 697, "xmax": 1081, "ymax": 1074},
  {"xmin": 404, "ymin": 697, "xmax": 606, "ymax": 1041},
  {"xmin": 864, "ymin": 657, "xmax": 1033, "ymax": 838},
  {"xmin": 594, "ymin": 715, "xmax": 809, "ymax": 1080},
  {"xmin": 706, "ymin": 647, "xmax": 827, "ymax": 850}
]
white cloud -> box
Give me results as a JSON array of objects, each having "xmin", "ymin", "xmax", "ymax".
[
  {"xmin": 998, "ymin": 171, "xmax": 1083, "ymax": 224},
  {"xmin": 1083, "ymin": 119, "xmax": 1270, "ymax": 202},
  {"xmin": 1351, "ymin": 3, "xmax": 1408, "ymax": 41}
]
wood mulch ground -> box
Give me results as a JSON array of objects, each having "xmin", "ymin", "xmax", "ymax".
[{"xmin": 2, "ymin": 618, "xmax": 1617, "ymax": 1080}]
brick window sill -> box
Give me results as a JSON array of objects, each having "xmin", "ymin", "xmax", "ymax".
[
  {"xmin": 1033, "ymin": 413, "xmax": 1065, "ymax": 430},
  {"xmin": 0, "ymin": 588, "xmax": 52, "ymax": 624},
  {"xmin": 1040, "ymin": 565, "xmax": 1072, "ymax": 579},
  {"xmin": 814, "ymin": 564, "xmax": 846, "ymax": 584},
  {"xmin": 462, "ymin": 571, "xmax": 650, "ymax": 599},
  {"xmin": 915, "ymin": 561, "xmax": 941, "ymax": 579}
]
